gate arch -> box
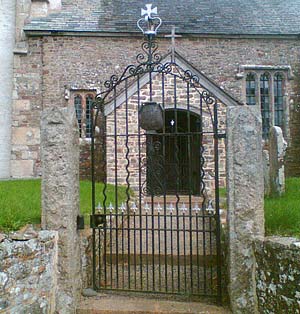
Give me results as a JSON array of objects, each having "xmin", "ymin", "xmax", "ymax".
[{"xmin": 90, "ymin": 37, "xmax": 230, "ymax": 303}]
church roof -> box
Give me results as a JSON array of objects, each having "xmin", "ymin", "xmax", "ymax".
[{"xmin": 24, "ymin": 0, "xmax": 300, "ymax": 36}]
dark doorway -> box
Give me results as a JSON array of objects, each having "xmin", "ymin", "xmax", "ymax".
[{"xmin": 147, "ymin": 109, "xmax": 201, "ymax": 195}]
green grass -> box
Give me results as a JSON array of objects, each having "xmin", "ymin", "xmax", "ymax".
[
  {"xmin": 0, "ymin": 179, "xmax": 41, "ymax": 232},
  {"xmin": 264, "ymin": 177, "xmax": 300, "ymax": 238},
  {"xmin": 1, "ymin": 178, "xmax": 300, "ymax": 237},
  {"xmin": 0, "ymin": 179, "xmax": 129, "ymax": 232}
]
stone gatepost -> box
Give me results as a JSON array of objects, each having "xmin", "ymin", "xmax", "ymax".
[
  {"xmin": 269, "ymin": 126, "xmax": 286, "ymax": 196},
  {"xmin": 227, "ymin": 105, "xmax": 264, "ymax": 313},
  {"xmin": 41, "ymin": 107, "xmax": 81, "ymax": 314}
]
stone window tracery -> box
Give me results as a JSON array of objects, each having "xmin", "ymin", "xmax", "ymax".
[
  {"xmin": 246, "ymin": 73, "xmax": 256, "ymax": 106},
  {"xmin": 245, "ymin": 71, "xmax": 286, "ymax": 139},
  {"xmin": 73, "ymin": 92, "xmax": 95, "ymax": 139}
]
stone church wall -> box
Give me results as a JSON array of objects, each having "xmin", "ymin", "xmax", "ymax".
[
  {"xmin": 105, "ymin": 69, "xmax": 226, "ymax": 197},
  {"xmin": 11, "ymin": 35, "xmax": 300, "ymax": 178}
]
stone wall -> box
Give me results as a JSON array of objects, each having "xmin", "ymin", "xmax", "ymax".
[
  {"xmin": 0, "ymin": 230, "xmax": 58, "ymax": 313},
  {"xmin": 11, "ymin": 35, "xmax": 300, "ymax": 178},
  {"xmin": 255, "ymin": 237, "xmax": 300, "ymax": 313}
]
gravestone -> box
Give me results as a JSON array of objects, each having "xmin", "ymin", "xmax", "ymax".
[
  {"xmin": 262, "ymin": 150, "xmax": 270, "ymax": 196},
  {"xmin": 269, "ymin": 126, "xmax": 287, "ymax": 196}
]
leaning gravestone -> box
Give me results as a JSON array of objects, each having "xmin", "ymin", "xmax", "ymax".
[
  {"xmin": 262, "ymin": 150, "xmax": 270, "ymax": 196},
  {"xmin": 269, "ymin": 126, "xmax": 287, "ymax": 196}
]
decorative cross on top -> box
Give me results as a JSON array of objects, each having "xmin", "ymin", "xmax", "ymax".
[
  {"xmin": 165, "ymin": 26, "xmax": 182, "ymax": 62},
  {"xmin": 137, "ymin": 4, "xmax": 161, "ymax": 36},
  {"xmin": 141, "ymin": 4, "xmax": 157, "ymax": 20}
]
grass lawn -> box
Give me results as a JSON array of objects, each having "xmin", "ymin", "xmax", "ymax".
[
  {"xmin": 265, "ymin": 177, "xmax": 300, "ymax": 238},
  {"xmin": 0, "ymin": 179, "xmax": 128, "ymax": 232},
  {"xmin": 0, "ymin": 178, "xmax": 299, "ymax": 237}
]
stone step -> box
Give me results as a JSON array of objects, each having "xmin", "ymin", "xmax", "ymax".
[{"xmin": 76, "ymin": 293, "xmax": 232, "ymax": 314}]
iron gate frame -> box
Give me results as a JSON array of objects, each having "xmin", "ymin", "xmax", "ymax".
[{"xmin": 90, "ymin": 34, "xmax": 224, "ymax": 304}]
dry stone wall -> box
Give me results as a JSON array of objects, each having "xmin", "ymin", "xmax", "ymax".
[
  {"xmin": 0, "ymin": 230, "xmax": 58, "ymax": 314},
  {"xmin": 255, "ymin": 237, "xmax": 300, "ymax": 314}
]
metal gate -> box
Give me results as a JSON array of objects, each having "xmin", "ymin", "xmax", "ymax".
[{"xmin": 90, "ymin": 5, "xmax": 223, "ymax": 303}]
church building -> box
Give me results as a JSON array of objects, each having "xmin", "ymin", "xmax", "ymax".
[{"xmin": 1, "ymin": 0, "xmax": 300, "ymax": 180}]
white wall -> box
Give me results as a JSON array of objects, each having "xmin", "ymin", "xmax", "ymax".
[{"xmin": 0, "ymin": 0, "xmax": 16, "ymax": 178}]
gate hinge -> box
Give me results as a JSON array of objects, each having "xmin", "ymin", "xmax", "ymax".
[
  {"xmin": 90, "ymin": 214, "xmax": 107, "ymax": 228},
  {"xmin": 216, "ymin": 133, "xmax": 226, "ymax": 139},
  {"xmin": 77, "ymin": 215, "xmax": 85, "ymax": 230}
]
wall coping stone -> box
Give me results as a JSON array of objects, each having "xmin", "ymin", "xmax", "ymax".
[{"xmin": 255, "ymin": 236, "xmax": 300, "ymax": 250}]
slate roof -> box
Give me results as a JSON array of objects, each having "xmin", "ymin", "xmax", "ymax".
[{"xmin": 24, "ymin": 0, "xmax": 300, "ymax": 36}]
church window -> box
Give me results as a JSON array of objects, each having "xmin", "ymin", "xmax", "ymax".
[
  {"xmin": 86, "ymin": 95, "xmax": 93, "ymax": 138},
  {"xmin": 74, "ymin": 95, "xmax": 83, "ymax": 137},
  {"xmin": 246, "ymin": 73, "xmax": 256, "ymax": 106},
  {"xmin": 260, "ymin": 73, "xmax": 270, "ymax": 139},
  {"xmin": 274, "ymin": 73, "xmax": 284, "ymax": 129},
  {"xmin": 245, "ymin": 70, "xmax": 287, "ymax": 139},
  {"xmin": 73, "ymin": 92, "xmax": 96, "ymax": 139}
]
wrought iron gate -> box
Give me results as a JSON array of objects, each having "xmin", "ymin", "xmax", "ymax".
[{"xmin": 90, "ymin": 6, "xmax": 223, "ymax": 304}]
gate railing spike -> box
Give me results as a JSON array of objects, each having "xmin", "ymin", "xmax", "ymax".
[
  {"xmin": 120, "ymin": 202, "xmax": 126, "ymax": 213},
  {"xmin": 108, "ymin": 202, "xmax": 114, "ymax": 213},
  {"xmin": 131, "ymin": 203, "xmax": 137, "ymax": 212},
  {"xmin": 156, "ymin": 203, "xmax": 162, "ymax": 212},
  {"xmin": 168, "ymin": 203, "xmax": 174, "ymax": 212},
  {"xmin": 144, "ymin": 202, "xmax": 150, "ymax": 213},
  {"xmin": 96, "ymin": 202, "xmax": 102, "ymax": 212},
  {"xmin": 192, "ymin": 203, "xmax": 201, "ymax": 211},
  {"xmin": 180, "ymin": 202, "xmax": 187, "ymax": 211}
]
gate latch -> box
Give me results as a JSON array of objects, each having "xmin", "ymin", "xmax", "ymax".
[{"xmin": 90, "ymin": 214, "xmax": 107, "ymax": 228}]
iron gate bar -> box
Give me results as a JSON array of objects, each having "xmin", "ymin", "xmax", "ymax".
[
  {"xmin": 214, "ymin": 100, "xmax": 223, "ymax": 304},
  {"xmin": 90, "ymin": 25, "xmax": 223, "ymax": 303}
]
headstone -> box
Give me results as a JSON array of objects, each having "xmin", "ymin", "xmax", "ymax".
[
  {"xmin": 262, "ymin": 150, "xmax": 270, "ymax": 196},
  {"xmin": 269, "ymin": 126, "xmax": 287, "ymax": 196},
  {"xmin": 227, "ymin": 105, "xmax": 264, "ymax": 314}
]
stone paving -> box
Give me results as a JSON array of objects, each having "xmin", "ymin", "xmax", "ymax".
[{"xmin": 77, "ymin": 293, "xmax": 232, "ymax": 314}]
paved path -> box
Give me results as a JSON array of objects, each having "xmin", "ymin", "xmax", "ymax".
[{"xmin": 77, "ymin": 293, "xmax": 232, "ymax": 314}]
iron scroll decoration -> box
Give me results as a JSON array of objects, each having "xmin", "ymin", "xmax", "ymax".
[
  {"xmin": 92, "ymin": 2, "xmax": 217, "ymax": 113},
  {"xmin": 90, "ymin": 4, "xmax": 223, "ymax": 303}
]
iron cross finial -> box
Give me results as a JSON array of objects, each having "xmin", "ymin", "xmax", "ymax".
[
  {"xmin": 137, "ymin": 4, "xmax": 162, "ymax": 37},
  {"xmin": 141, "ymin": 4, "xmax": 158, "ymax": 20},
  {"xmin": 165, "ymin": 25, "xmax": 182, "ymax": 62}
]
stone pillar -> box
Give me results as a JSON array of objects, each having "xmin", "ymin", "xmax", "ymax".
[
  {"xmin": 269, "ymin": 126, "xmax": 286, "ymax": 196},
  {"xmin": 41, "ymin": 107, "xmax": 81, "ymax": 314},
  {"xmin": 0, "ymin": 0, "xmax": 16, "ymax": 178},
  {"xmin": 226, "ymin": 105, "xmax": 264, "ymax": 314}
]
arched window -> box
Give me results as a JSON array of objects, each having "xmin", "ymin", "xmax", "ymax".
[
  {"xmin": 246, "ymin": 73, "xmax": 256, "ymax": 106},
  {"xmin": 260, "ymin": 73, "xmax": 270, "ymax": 139},
  {"xmin": 74, "ymin": 95, "xmax": 82, "ymax": 137},
  {"xmin": 274, "ymin": 73, "xmax": 284, "ymax": 129},
  {"xmin": 86, "ymin": 95, "xmax": 93, "ymax": 138},
  {"xmin": 73, "ymin": 92, "xmax": 95, "ymax": 139}
]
